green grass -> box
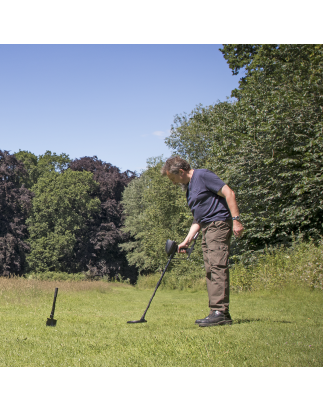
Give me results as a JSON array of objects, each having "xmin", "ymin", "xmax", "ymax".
[{"xmin": 0, "ymin": 278, "xmax": 322, "ymax": 366}]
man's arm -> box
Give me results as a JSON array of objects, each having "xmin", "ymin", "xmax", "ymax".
[
  {"xmin": 218, "ymin": 184, "xmax": 244, "ymax": 238},
  {"xmin": 177, "ymin": 221, "xmax": 201, "ymax": 253}
]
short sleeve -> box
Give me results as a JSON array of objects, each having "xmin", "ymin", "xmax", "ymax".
[{"xmin": 202, "ymin": 169, "xmax": 226, "ymax": 194}]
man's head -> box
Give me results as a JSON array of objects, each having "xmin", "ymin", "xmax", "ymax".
[
  {"xmin": 161, "ymin": 156, "xmax": 191, "ymax": 176},
  {"xmin": 161, "ymin": 156, "xmax": 192, "ymax": 188}
]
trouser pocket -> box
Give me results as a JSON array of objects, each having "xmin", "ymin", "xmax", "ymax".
[{"xmin": 208, "ymin": 243, "xmax": 229, "ymax": 268}]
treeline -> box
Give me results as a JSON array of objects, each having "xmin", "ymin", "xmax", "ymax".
[
  {"xmin": 1, "ymin": 44, "xmax": 322, "ymax": 283},
  {"xmin": 0, "ymin": 150, "xmax": 138, "ymax": 282}
]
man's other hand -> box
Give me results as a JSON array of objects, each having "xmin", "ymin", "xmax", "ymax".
[{"xmin": 233, "ymin": 220, "xmax": 244, "ymax": 237}]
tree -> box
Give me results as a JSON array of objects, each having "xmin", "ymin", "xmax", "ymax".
[
  {"xmin": 26, "ymin": 169, "xmax": 101, "ymax": 273},
  {"xmin": 121, "ymin": 157, "xmax": 203, "ymax": 274},
  {"xmin": 69, "ymin": 156, "xmax": 138, "ymax": 281},
  {"xmin": 224, "ymin": 45, "xmax": 323, "ymax": 252},
  {"xmin": 165, "ymin": 101, "xmax": 240, "ymax": 172},
  {"xmin": 0, "ymin": 150, "xmax": 33, "ymax": 276}
]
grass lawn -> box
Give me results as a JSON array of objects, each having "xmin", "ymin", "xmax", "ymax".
[{"xmin": 0, "ymin": 278, "xmax": 322, "ymax": 367}]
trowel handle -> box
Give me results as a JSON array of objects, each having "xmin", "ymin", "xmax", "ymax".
[{"xmin": 50, "ymin": 288, "xmax": 58, "ymax": 319}]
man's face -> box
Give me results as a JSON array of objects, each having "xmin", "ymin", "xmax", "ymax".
[{"xmin": 166, "ymin": 170, "xmax": 185, "ymax": 185}]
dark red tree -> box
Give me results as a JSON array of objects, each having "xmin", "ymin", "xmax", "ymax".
[
  {"xmin": 0, "ymin": 151, "xmax": 33, "ymax": 276},
  {"xmin": 69, "ymin": 156, "xmax": 138, "ymax": 282}
]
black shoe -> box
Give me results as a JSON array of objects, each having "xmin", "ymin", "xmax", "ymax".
[
  {"xmin": 198, "ymin": 310, "xmax": 232, "ymax": 327},
  {"xmin": 195, "ymin": 313, "xmax": 212, "ymax": 324},
  {"xmin": 195, "ymin": 311, "xmax": 232, "ymax": 324}
]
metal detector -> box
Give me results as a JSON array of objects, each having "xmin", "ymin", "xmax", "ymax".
[{"xmin": 127, "ymin": 232, "xmax": 199, "ymax": 324}]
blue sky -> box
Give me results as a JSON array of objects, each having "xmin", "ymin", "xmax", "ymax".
[{"xmin": 1, "ymin": 44, "xmax": 244, "ymax": 173}]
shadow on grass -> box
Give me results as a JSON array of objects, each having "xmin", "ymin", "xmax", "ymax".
[{"xmin": 233, "ymin": 318, "xmax": 292, "ymax": 324}]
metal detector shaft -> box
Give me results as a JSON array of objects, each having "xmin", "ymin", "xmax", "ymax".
[
  {"xmin": 141, "ymin": 250, "xmax": 176, "ymax": 318},
  {"xmin": 127, "ymin": 233, "xmax": 199, "ymax": 324},
  {"xmin": 127, "ymin": 249, "xmax": 177, "ymax": 323}
]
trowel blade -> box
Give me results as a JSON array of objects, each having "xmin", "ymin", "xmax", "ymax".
[{"xmin": 46, "ymin": 318, "xmax": 57, "ymax": 326}]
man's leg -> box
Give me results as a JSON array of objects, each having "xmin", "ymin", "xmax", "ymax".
[{"xmin": 198, "ymin": 220, "xmax": 232, "ymax": 325}]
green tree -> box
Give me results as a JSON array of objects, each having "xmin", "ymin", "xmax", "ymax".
[
  {"xmin": 226, "ymin": 45, "xmax": 323, "ymax": 252},
  {"xmin": 26, "ymin": 169, "xmax": 100, "ymax": 273},
  {"xmin": 121, "ymin": 157, "xmax": 203, "ymax": 274},
  {"xmin": 165, "ymin": 101, "xmax": 240, "ymax": 172},
  {"xmin": 14, "ymin": 150, "xmax": 70, "ymax": 189}
]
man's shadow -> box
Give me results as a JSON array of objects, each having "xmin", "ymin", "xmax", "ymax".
[{"xmin": 233, "ymin": 318, "xmax": 292, "ymax": 324}]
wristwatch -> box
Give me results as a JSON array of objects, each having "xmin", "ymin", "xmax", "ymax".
[{"xmin": 232, "ymin": 216, "xmax": 240, "ymax": 221}]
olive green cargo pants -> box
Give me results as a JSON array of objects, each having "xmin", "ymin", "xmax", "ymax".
[{"xmin": 201, "ymin": 219, "xmax": 232, "ymax": 313}]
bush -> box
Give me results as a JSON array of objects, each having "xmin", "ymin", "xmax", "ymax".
[
  {"xmin": 231, "ymin": 239, "xmax": 323, "ymax": 292},
  {"xmin": 136, "ymin": 259, "xmax": 206, "ymax": 291},
  {"xmin": 27, "ymin": 271, "xmax": 86, "ymax": 281}
]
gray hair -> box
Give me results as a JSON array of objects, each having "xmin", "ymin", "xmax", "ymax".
[{"xmin": 161, "ymin": 156, "xmax": 191, "ymax": 176}]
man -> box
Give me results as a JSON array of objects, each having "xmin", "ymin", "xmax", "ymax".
[{"xmin": 161, "ymin": 156, "xmax": 244, "ymax": 327}]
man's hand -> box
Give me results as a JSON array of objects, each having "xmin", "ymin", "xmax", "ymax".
[
  {"xmin": 233, "ymin": 219, "xmax": 244, "ymax": 238},
  {"xmin": 177, "ymin": 240, "xmax": 189, "ymax": 253}
]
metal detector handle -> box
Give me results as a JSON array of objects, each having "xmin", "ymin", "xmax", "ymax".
[
  {"xmin": 50, "ymin": 288, "xmax": 58, "ymax": 319},
  {"xmin": 186, "ymin": 231, "xmax": 199, "ymax": 258}
]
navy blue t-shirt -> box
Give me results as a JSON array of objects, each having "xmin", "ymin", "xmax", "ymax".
[{"xmin": 186, "ymin": 169, "xmax": 231, "ymax": 224}]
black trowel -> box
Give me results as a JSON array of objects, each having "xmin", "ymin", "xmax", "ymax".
[{"xmin": 46, "ymin": 288, "xmax": 58, "ymax": 326}]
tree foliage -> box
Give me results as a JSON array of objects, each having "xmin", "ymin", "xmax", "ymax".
[
  {"xmin": 0, "ymin": 151, "xmax": 33, "ymax": 276},
  {"xmin": 14, "ymin": 150, "xmax": 70, "ymax": 189},
  {"xmin": 219, "ymin": 44, "xmax": 274, "ymax": 78},
  {"xmin": 165, "ymin": 101, "xmax": 238, "ymax": 170}
]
